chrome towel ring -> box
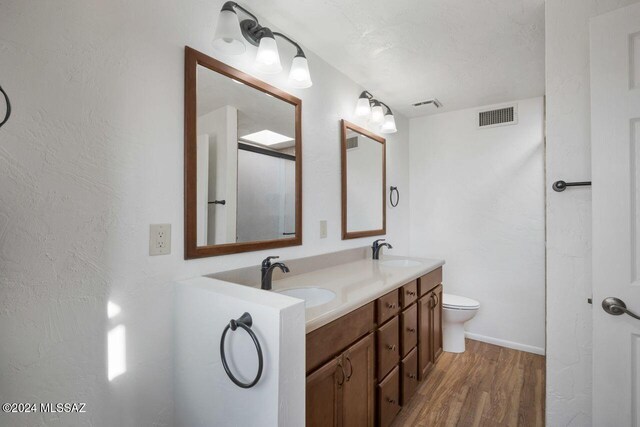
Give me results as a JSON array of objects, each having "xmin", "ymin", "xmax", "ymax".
[{"xmin": 220, "ymin": 312, "xmax": 264, "ymax": 389}]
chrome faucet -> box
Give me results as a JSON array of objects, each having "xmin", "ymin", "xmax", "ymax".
[
  {"xmin": 372, "ymin": 239, "xmax": 393, "ymax": 260},
  {"xmin": 261, "ymin": 256, "xmax": 290, "ymax": 290}
]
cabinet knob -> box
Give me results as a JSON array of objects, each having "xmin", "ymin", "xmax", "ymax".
[
  {"xmin": 386, "ymin": 397, "xmax": 396, "ymax": 405},
  {"xmin": 386, "ymin": 344, "xmax": 397, "ymax": 351},
  {"xmin": 386, "ymin": 302, "xmax": 397, "ymax": 309},
  {"xmin": 407, "ymin": 290, "xmax": 416, "ymax": 296},
  {"xmin": 408, "ymin": 373, "xmax": 417, "ymax": 379},
  {"xmin": 407, "ymin": 327, "xmax": 416, "ymax": 333}
]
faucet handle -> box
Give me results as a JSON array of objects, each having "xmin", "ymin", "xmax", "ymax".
[
  {"xmin": 262, "ymin": 256, "xmax": 279, "ymax": 268},
  {"xmin": 372, "ymin": 239, "xmax": 386, "ymax": 247}
]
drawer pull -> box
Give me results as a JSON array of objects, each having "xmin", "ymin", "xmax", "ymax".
[
  {"xmin": 344, "ymin": 356, "xmax": 353, "ymax": 381},
  {"xmin": 386, "ymin": 302, "xmax": 397, "ymax": 309},
  {"xmin": 407, "ymin": 327, "xmax": 416, "ymax": 333},
  {"xmin": 386, "ymin": 344, "xmax": 397, "ymax": 351},
  {"xmin": 337, "ymin": 361, "xmax": 345, "ymax": 387},
  {"xmin": 386, "ymin": 397, "xmax": 396, "ymax": 405}
]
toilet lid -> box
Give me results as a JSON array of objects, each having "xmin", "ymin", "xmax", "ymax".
[{"xmin": 443, "ymin": 294, "xmax": 480, "ymax": 310}]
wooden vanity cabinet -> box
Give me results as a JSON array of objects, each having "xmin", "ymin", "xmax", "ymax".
[
  {"xmin": 306, "ymin": 267, "xmax": 443, "ymax": 427},
  {"xmin": 307, "ymin": 333, "xmax": 375, "ymax": 427}
]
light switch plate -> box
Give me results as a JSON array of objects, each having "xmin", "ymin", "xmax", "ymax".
[
  {"xmin": 320, "ymin": 220, "xmax": 327, "ymax": 239},
  {"xmin": 149, "ymin": 224, "xmax": 171, "ymax": 256}
]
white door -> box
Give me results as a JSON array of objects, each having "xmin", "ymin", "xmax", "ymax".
[{"xmin": 591, "ymin": 3, "xmax": 640, "ymax": 425}]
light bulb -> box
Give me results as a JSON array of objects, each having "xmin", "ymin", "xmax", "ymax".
[
  {"xmin": 371, "ymin": 103, "xmax": 384, "ymax": 124},
  {"xmin": 381, "ymin": 113, "xmax": 397, "ymax": 133},
  {"xmin": 255, "ymin": 33, "xmax": 282, "ymax": 74},
  {"xmin": 212, "ymin": 8, "xmax": 246, "ymax": 55},
  {"xmin": 288, "ymin": 55, "xmax": 312, "ymax": 88},
  {"xmin": 355, "ymin": 95, "xmax": 371, "ymax": 117}
]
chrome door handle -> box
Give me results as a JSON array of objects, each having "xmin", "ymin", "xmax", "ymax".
[{"xmin": 602, "ymin": 297, "xmax": 640, "ymax": 320}]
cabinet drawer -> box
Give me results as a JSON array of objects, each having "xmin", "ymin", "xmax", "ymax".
[
  {"xmin": 307, "ymin": 302, "xmax": 375, "ymax": 373},
  {"xmin": 401, "ymin": 348, "xmax": 419, "ymax": 405},
  {"xmin": 376, "ymin": 289, "xmax": 400, "ymax": 325},
  {"xmin": 377, "ymin": 366, "xmax": 401, "ymax": 427},
  {"xmin": 376, "ymin": 316, "xmax": 400, "ymax": 379},
  {"xmin": 400, "ymin": 280, "xmax": 418, "ymax": 308},
  {"xmin": 400, "ymin": 304, "xmax": 418, "ymax": 357},
  {"xmin": 418, "ymin": 267, "xmax": 442, "ymax": 296}
]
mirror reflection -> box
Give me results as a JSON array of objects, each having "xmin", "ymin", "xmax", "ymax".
[
  {"xmin": 196, "ymin": 64, "xmax": 296, "ymax": 246},
  {"xmin": 342, "ymin": 121, "xmax": 386, "ymax": 238}
]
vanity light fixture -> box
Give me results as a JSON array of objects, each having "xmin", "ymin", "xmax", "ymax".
[
  {"xmin": 212, "ymin": 1, "xmax": 312, "ymax": 88},
  {"xmin": 355, "ymin": 91, "xmax": 397, "ymax": 134}
]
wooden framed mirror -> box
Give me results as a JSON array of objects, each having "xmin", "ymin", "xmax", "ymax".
[
  {"xmin": 341, "ymin": 120, "xmax": 386, "ymax": 240},
  {"xmin": 184, "ymin": 47, "xmax": 302, "ymax": 259}
]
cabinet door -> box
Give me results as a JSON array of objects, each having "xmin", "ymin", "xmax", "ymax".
[
  {"xmin": 342, "ymin": 333, "xmax": 375, "ymax": 427},
  {"xmin": 432, "ymin": 285, "xmax": 443, "ymax": 361},
  {"xmin": 307, "ymin": 357, "xmax": 343, "ymax": 427},
  {"xmin": 418, "ymin": 295, "xmax": 434, "ymax": 380}
]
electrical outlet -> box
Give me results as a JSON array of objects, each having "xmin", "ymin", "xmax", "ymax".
[
  {"xmin": 320, "ymin": 220, "xmax": 327, "ymax": 239},
  {"xmin": 149, "ymin": 224, "xmax": 171, "ymax": 256}
]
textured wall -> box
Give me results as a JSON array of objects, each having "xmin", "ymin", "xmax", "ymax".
[
  {"xmin": 545, "ymin": 0, "xmax": 640, "ymax": 425},
  {"xmin": 0, "ymin": 1, "xmax": 410, "ymax": 426},
  {"xmin": 409, "ymin": 97, "xmax": 546, "ymax": 354}
]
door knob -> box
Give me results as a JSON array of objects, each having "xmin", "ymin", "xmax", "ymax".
[{"xmin": 602, "ymin": 297, "xmax": 640, "ymax": 320}]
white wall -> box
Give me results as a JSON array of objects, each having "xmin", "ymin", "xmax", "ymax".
[
  {"xmin": 409, "ymin": 97, "xmax": 545, "ymax": 354},
  {"xmin": 174, "ymin": 278, "xmax": 304, "ymax": 427},
  {"xmin": 0, "ymin": 1, "xmax": 411, "ymax": 426},
  {"xmin": 545, "ymin": 1, "xmax": 640, "ymax": 425}
]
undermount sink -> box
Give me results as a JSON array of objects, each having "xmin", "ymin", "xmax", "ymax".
[
  {"xmin": 277, "ymin": 287, "xmax": 336, "ymax": 308},
  {"xmin": 380, "ymin": 259, "xmax": 423, "ymax": 268}
]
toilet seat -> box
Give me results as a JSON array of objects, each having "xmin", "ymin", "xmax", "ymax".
[{"xmin": 443, "ymin": 294, "xmax": 480, "ymax": 310}]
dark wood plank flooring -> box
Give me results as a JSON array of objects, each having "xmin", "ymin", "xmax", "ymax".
[{"xmin": 392, "ymin": 339, "xmax": 545, "ymax": 427}]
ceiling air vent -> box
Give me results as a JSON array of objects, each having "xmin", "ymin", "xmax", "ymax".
[
  {"xmin": 478, "ymin": 104, "xmax": 517, "ymax": 128},
  {"xmin": 412, "ymin": 98, "xmax": 442, "ymax": 108},
  {"xmin": 346, "ymin": 136, "xmax": 359, "ymax": 150}
]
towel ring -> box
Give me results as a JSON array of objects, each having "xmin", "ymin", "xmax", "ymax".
[
  {"xmin": 390, "ymin": 186, "xmax": 400, "ymax": 207},
  {"xmin": 0, "ymin": 85, "xmax": 11, "ymax": 129},
  {"xmin": 220, "ymin": 312, "xmax": 264, "ymax": 389}
]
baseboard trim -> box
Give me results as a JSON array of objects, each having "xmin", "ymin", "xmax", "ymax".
[{"xmin": 464, "ymin": 332, "xmax": 545, "ymax": 356}]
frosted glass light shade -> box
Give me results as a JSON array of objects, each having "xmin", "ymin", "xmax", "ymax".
[
  {"xmin": 355, "ymin": 97, "xmax": 371, "ymax": 117},
  {"xmin": 371, "ymin": 103, "xmax": 384, "ymax": 124},
  {"xmin": 381, "ymin": 113, "xmax": 397, "ymax": 133},
  {"xmin": 255, "ymin": 36, "xmax": 282, "ymax": 74},
  {"xmin": 288, "ymin": 56, "xmax": 312, "ymax": 88},
  {"xmin": 212, "ymin": 10, "xmax": 246, "ymax": 55}
]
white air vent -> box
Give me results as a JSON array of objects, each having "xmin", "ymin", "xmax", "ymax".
[
  {"xmin": 346, "ymin": 136, "xmax": 359, "ymax": 150},
  {"xmin": 477, "ymin": 104, "xmax": 518, "ymax": 128}
]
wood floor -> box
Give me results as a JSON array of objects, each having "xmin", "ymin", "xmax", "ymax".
[{"xmin": 392, "ymin": 339, "xmax": 545, "ymax": 427}]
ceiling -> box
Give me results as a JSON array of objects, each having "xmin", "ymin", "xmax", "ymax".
[{"xmin": 243, "ymin": 0, "xmax": 545, "ymax": 118}]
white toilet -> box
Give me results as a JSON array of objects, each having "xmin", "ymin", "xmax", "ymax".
[{"xmin": 442, "ymin": 294, "xmax": 480, "ymax": 353}]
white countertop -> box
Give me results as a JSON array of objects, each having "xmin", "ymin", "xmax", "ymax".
[{"xmin": 270, "ymin": 256, "xmax": 445, "ymax": 333}]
